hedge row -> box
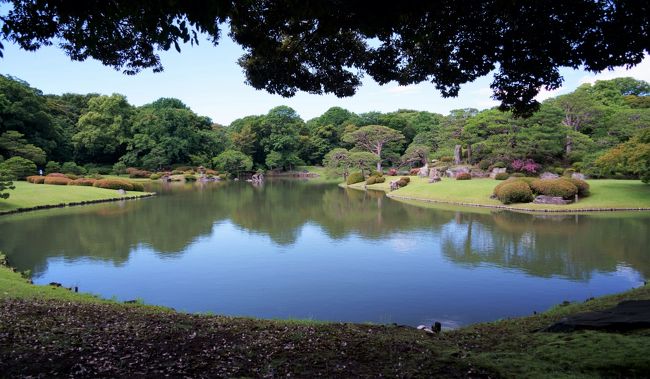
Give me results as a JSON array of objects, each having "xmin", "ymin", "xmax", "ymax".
[
  {"xmin": 92, "ymin": 179, "xmax": 144, "ymax": 191},
  {"xmin": 26, "ymin": 175, "xmax": 45, "ymax": 184},
  {"xmin": 43, "ymin": 176, "xmax": 72, "ymax": 185},
  {"xmin": 68, "ymin": 178, "xmax": 97, "ymax": 186}
]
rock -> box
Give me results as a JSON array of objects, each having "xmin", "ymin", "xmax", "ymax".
[
  {"xmin": 428, "ymin": 167, "xmax": 441, "ymax": 183},
  {"xmin": 428, "ymin": 176, "xmax": 441, "ymax": 183},
  {"xmin": 117, "ymin": 189, "xmax": 126, "ymax": 195},
  {"xmin": 489, "ymin": 167, "xmax": 507, "ymax": 179},
  {"xmin": 533, "ymin": 195, "xmax": 573, "ymax": 205},
  {"xmin": 541, "ymin": 300, "xmax": 650, "ymax": 332},
  {"xmin": 540, "ymin": 172, "xmax": 559, "ymax": 179},
  {"xmin": 572, "ymin": 172, "xmax": 587, "ymax": 180},
  {"xmin": 418, "ymin": 164, "xmax": 429, "ymax": 177},
  {"xmin": 390, "ymin": 180, "xmax": 399, "ymax": 191},
  {"xmin": 416, "ymin": 325, "xmax": 427, "ymax": 330}
]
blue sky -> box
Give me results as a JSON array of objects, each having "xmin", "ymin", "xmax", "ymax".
[{"xmin": 1, "ymin": 34, "xmax": 648, "ymax": 125}]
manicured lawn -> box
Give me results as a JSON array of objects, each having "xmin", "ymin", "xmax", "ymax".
[
  {"xmin": 347, "ymin": 177, "xmax": 650, "ymax": 211},
  {"xmin": 296, "ymin": 165, "xmax": 342, "ymax": 184},
  {"xmin": 0, "ymin": 181, "xmax": 151, "ymax": 213}
]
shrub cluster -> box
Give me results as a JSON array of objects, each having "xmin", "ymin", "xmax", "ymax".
[
  {"xmin": 43, "ymin": 176, "xmax": 72, "ymax": 185},
  {"xmin": 396, "ymin": 176, "xmax": 411, "ymax": 187},
  {"xmin": 150, "ymin": 173, "xmax": 162, "ymax": 180},
  {"xmin": 184, "ymin": 174, "xmax": 197, "ymax": 181},
  {"xmin": 129, "ymin": 169, "xmax": 152, "ymax": 178},
  {"xmin": 494, "ymin": 180, "xmax": 534, "ymax": 204},
  {"xmin": 566, "ymin": 178, "xmax": 590, "ymax": 197},
  {"xmin": 387, "ymin": 168, "xmax": 397, "ymax": 176},
  {"xmin": 494, "ymin": 172, "xmax": 509, "ymax": 180},
  {"xmin": 346, "ymin": 172, "xmax": 364, "ymax": 185},
  {"xmin": 456, "ymin": 172, "xmax": 472, "ymax": 180},
  {"xmin": 46, "ymin": 173, "xmax": 67, "ymax": 178},
  {"xmin": 530, "ymin": 179, "xmax": 578, "ymax": 199},
  {"xmin": 26, "ymin": 175, "xmax": 45, "ymax": 184},
  {"xmin": 93, "ymin": 179, "xmax": 135, "ymax": 191},
  {"xmin": 366, "ymin": 174, "xmax": 386, "ymax": 185},
  {"xmin": 65, "ymin": 173, "xmax": 78, "ymax": 180},
  {"xmin": 68, "ymin": 178, "xmax": 97, "ymax": 186}
]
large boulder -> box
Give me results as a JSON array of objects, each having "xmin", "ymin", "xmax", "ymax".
[{"xmin": 418, "ymin": 164, "xmax": 429, "ymax": 177}]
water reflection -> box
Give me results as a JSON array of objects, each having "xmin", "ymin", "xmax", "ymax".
[{"xmin": 1, "ymin": 181, "xmax": 648, "ymax": 282}]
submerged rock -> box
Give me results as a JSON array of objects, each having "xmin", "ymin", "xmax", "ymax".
[{"xmin": 533, "ymin": 195, "xmax": 572, "ymax": 205}]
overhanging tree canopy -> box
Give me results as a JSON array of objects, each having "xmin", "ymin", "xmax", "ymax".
[{"xmin": 1, "ymin": 1, "xmax": 648, "ymax": 115}]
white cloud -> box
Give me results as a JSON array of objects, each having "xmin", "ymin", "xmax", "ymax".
[
  {"xmin": 384, "ymin": 84, "xmax": 421, "ymax": 95},
  {"xmin": 579, "ymin": 55, "xmax": 650, "ymax": 85}
]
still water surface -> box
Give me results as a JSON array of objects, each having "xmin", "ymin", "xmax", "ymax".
[{"xmin": 1, "ymin": 180, "xmax": 648, "ymax": 327}]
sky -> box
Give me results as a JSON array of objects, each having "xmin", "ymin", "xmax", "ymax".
[{"xmin": 1, "ymin": 33, "xmax": 649, "ymax": 125}]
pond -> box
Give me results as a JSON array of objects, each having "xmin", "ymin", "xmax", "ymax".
[{"xmin": 1, "ymin": 180, "xmax": 648, "ymax": 327}]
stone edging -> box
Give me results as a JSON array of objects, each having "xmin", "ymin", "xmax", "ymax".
[
  {"xmin": 386, "ymin": 194, "xmax": 650, "ymax": 213},
  {"xmin": 0, "ymin": 193, "xmax": 156, "ymax": 216}
]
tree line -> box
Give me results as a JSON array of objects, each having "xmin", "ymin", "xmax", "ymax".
[{"xmin": 0, "ymin": 74, "xmax": 648, "ymax": 181}]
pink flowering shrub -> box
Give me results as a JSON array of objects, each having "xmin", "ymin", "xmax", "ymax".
[{"xmin": 510, "ymin": 159, "xmax": 540, "ymax": 175}]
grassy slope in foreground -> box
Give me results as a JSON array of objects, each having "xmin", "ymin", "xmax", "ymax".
[
  {"xmin": 0, "ymin": 181, "xmax": 152, "ymax": 213},
  {"xmin": 347, "ymin": 177, "xmax": 650, "ymax": 211},
  {"xmin": 1, "ymin": 264, "xmax": 649, "ymax": 377}
]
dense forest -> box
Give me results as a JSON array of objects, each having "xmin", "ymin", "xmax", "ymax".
[{"xmin": 0, "ymin": 74, "xmax": 648, "ymax": 181}]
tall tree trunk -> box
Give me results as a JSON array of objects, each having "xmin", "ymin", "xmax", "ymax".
[
  {"xmin": 466, "ymin": 144, "xmax": 472, "ymax": 164},
  {"xmin": 565, "ymin": 135, "xmax": 573, "ymax": 157},
  {"xmin": 376, "ymin": 160, "xmax": 382, "ymax": 173},
  {"xmin": 454, "ymin": 145, "xmax": 462, "ymax": 165}
]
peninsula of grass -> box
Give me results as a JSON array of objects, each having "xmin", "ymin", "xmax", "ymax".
[
  {"xmin": 1, "ymin": 259, "xmax": 649, "ymax": 378},
  {"xmin": 345, "ymin": 177, "xmax": 650, "ymax": 212},
  {"xmin": 0, "ymin": 181, "xmax": 154, "ymax": 215}
]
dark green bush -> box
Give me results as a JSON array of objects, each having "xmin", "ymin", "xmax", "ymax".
[
  {"xmin": 530, "ymin": 179, "xmax": 578, "ymax": 199},
  {"xmin": 346, "ymin": 172, "xmax": 364, "ymax": 185},
  {"xmin": 456, "ymin": 172, "xmax": 472, "ymax": 180},
  {"xmin": 553, "ymin": 167, "xmax": 565, "ymax": 175},
  {"xmin": 478, "ymin": 160, "xmax": 491, "ymax": 170},
  {"xmin": 45, "ymin": 161, "xmax": 61, "ymax": 175},
  {"xmin": 184, "ymin": 174, "xmax": 197, "ymax": 181},
  {"xmin": 400, "ymin": 177, "xmax": 411, "ymax": 183},
  {"xmin": 510, "ymin": 172, "xmax": 525, "ymax": 177},
  {"xmin": 0, "ymin": 156, "xmax": 36, "ymax": 179},
  {"xmin": 564, "ymin": 178, "xmax": 590, "ymax": 197},
  {"xmin": 494, "ymin": 172, "xmax": 509, "ymax": 180},
  {"xmin": 493, "ymin": 162, "xmax": 506, "ymax": 168},
  {"xmin": 397, "ymin": 178, "xmax": 409, "ymax": 187},
  {"xmin": 61, "ymin": 162, "xmax": 86, "ymax": 175},
  {"xmin": 495, "ymin": 180, "xmax": 533, "ymax": 204},
  {"xmin": 374, "ymin": 176, "xmax": 385, "ymax": 183}
]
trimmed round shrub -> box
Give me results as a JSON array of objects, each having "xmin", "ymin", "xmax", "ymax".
[
  {"xmin": 46, "ymin": 172, "xmax": 67, "ymax": 178},
  {"xmin": 0, "ymin": 156, "xmax": 36, "ymax": 179},
  {"xmin": 93, "ymin": 179, "xmax": 135, "ymax": 191},
  {"xmin": 375, "ymin": 176, "xmax": 385, "ymax": 183},
  {"xmin": 184, "ymin": 174, "xmax": 197, "ymax": 181},
  {"xmin": 510, "ymin": 172, "xmax": 525, "ymax": 177},
  {"xmin": 553, "ymin": 167, "xmax": 565, "ymax": 175},
  {"xmin": 68, "ymin": 178, "xmax": 97, "ymax": 186},
  {"xmin": 43, "ymin": 176, "xmax": 72, "ymax": 185},
  {"xmin": 370, "ymin": 170, "xmax": 383, "ymax": 177},
  {"xmin": 366, "ymin": 176, "xmax": 377, "ymax": 185},
  {"xmin": 530, "ymin": 179, "xmax": 578, "ymax": 199},
  {"xmin": 346, "ymin": 172, "xmax": 364, "ymax": 185},
  {"xmin": 495, "ymin": 180, "xmax": 533, "ymax": 204},
  {"xmin": 564, "ymin": 178, "xmax": 590, "ymax": 197},
  {"xmin": 400, "ymin": 176, "xmax": 411, "ymax": 183},
  {"xmin": 456, "ymin": 172, "xmax": 472, "ymax": 180},
  {"xmin": 171, "ymin": 169, "xmax": 183, "ymax": 175},
  {"xmin": 64, "ymin": 173, "xmax": 78, "ymax": 180},
  {"xmin": 397, "ymin": 178, "xmax": 409, "ymax": 187},
  {"xmin": 218, "ymin": 173, "xmax": 228, "ymax": 180},
  {"xmin": 494, "ymin": 172, "xmax": 509, "ymax": 180},
  {"xmin": 112, "ymin": 162, "xmax": 127, "ymax": 175},
  {"xmin": 150, "ymin": 173, "xmax": 162, "ymax": 180},
  {"xmin": 26, "ymin": 175, "xmax": 45, "ymax": 184}
]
